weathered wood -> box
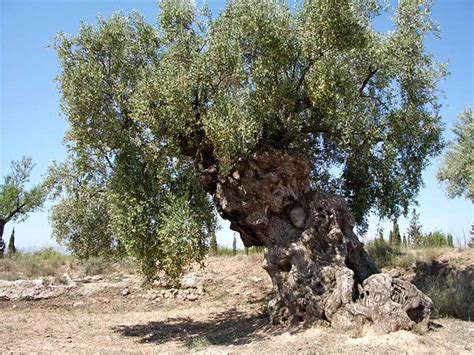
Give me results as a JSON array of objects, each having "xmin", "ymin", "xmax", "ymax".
[{"xmin": 206, "ymin": 149, "xmax": 432, "ymax": 332}]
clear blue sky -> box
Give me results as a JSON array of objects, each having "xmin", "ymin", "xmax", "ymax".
[{"xmin": 1, "ymin": 0, "xmax": 472, "ymax": 250}]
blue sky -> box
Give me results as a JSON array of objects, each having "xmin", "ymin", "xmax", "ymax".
[{"xmin": 1, "ymin": 0, "xmax": 472, "ymax": 250}]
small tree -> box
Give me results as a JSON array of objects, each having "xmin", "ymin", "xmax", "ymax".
[
  {"xmin": 402, "ymin": 234, "xmax": 408, "ymax": 248},
  {"xmin": 468, "ymin": 225, "xmax": 474, "ymax": 248},
  {"xmin": 377, "ymin": 228, "xmax": 385, "ymax": 243},
  {"xmin": 209, "ymin": 232, "xmax": 218, "ymax": 256},
  {"xmin": 407, "ymin": 209, "xmax": 423, "ymax": 247},
  {"xmin": 8, "ymin": 228, "xmax": 16, "ymax": 255},
  {"xmin": 232, "ymin": 234, "xmax": 237, "ymax": 256},
  {"xmin": 0, "ymin": 157, "xmax": 47, "ymax": 242},
  {"xmin": 424, "ymin": 230, "xmax": 448, "ymax": 248},
  {"xmin": 447, "ymin": 233, "xmax": 454, "ymax": 248},
  {"xmin": 390, "ymin": 219, "xmax": 401, "ymax": 246}
]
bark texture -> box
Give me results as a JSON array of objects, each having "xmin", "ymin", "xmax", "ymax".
[{"xmin": 204, "ymin": 149, "xmax": 432, "ymax": 332}]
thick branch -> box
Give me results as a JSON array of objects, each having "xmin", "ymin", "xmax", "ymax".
[
  {"xmin": 5, "ymin": 202, "xmax": 27, "ymax": 223},
  {"xmin": 358, "ymin": 64, "xmax": 378, "ymax": 93}
]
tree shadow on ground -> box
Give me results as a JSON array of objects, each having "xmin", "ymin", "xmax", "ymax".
[{"xmin": 113, "ymin": 308, "xmax": 271, "ymax": 347}]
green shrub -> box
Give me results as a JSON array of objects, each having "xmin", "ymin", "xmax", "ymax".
[
  {"xmin": 365, "ymin": 238, "xmax": 401, "ymax": 268},
  {"xmin": 423, "ymin": 230, "xmax": 453, "ymax": 248},
  {"xmin": 80, "ymin": 256, "xmax": 113, "ymax": 276}
]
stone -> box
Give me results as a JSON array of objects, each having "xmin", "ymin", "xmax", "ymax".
[
  {"xmin": 181, "ymin": 273, "xmax": 201, "ymax": 289},
  {"xmin": 186, "ymin": 294, "xmax": 198, "ymax": 301},
  {"xmin": 73, "ymin": 301, "xmax": 85, "ymax": 308},
  {"xmin": 0, "ymin": 279, "xmax": 66, "ymax": 300}
]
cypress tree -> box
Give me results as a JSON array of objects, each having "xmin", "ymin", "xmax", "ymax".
[
  {"xmin": 209, "ymin": 232, "xmax": 217, "ymax": 256},
  {"xmin": 232, "ymin": 234, "xmax": 237, "ymax": 256},
  {"xmin": 8, "ymin": 228, "xmax": 16, "ymax": 255},
  {"xmin": 378, "ymin": 228, "xmax": 385, "ymax": 243},
  {"xmin": 469, "ymin": 225, "xmax": 474, "ymax": 248},
  {"xmin": 447, "ymin": 234, "xmax": 453, "ymax": 248},
  {"xmin": 390, "ymin": 219, "xmax": 401, "ymax": 246},
  {"xmin": 407, "ymin": 209, "xmax": 423, "ymax": 247}
]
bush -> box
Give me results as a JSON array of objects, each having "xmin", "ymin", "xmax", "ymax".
[
  {"xmin": 0, "ymin": 247, "xmax": 71, "ymax": 279},
  {"xmin": 213, "ymin": 245, "xmax": 264, "ymax": 257},
  {"xmin": 414, "ymin": 262, "xmax": 473, "ymax": 320},
  {"xmin": 80, "ymin": 256, "xmax": 113, "ymax": 276},
  {"xmin": 423, "ymin": 230, "xmax": 453, "ymax": 248},
  {"xmin": 365, "ymin": 238, "xmax": 401, "ymax": 268}
]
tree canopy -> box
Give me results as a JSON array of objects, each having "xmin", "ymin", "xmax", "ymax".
[
  {"xmin": 51, "ymin": 0, "xmax": 445, "ymax": 281},
  {"xmin": 437, "ymin": 108, "xmax": 473, "ymax": 201}
]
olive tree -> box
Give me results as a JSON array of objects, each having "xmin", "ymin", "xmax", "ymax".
[
  {"xmin": 52, "ymin": 0, "xmax": 445, "ymax": 332},
  {"xmin": 0, "ymin": 157, "xmax": 47, "ymax": 245},
  {"xmin": 437, "ymin": 108, "xmax": 473, "ymax": 201}
]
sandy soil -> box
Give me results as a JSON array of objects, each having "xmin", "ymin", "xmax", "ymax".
[{"xmin": 1, "ymin": 252, "xmax": 473, "ymax": 354}]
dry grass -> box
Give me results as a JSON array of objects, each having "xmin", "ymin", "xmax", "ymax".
[
  {"xmin": 214, "ymin": 245, "xmax": 264, "ymax": 257},
  {"xmin": 419, "ymin": 273, "xmax": 473, "ymax": 320},
  {"xmin": 366, "ymin": 242, "xmax": 474, "ymax": 321},
  {"xmin": 0, "ymin": 248, "xmax": 131, "ymax": 280},
  {"xmin": 0, "ymin": 248, "xmax": 72, "ymax": 280}
]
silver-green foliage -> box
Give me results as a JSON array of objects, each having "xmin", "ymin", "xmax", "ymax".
[
  {"xmin": 437, "ymin": 108, "xmax": 473, "ymax": 201},
  {"xmin": 52, "ymin": 0, "xmax": 446, "ymax": 280},
  {"xmin": 0, "ymin": 157, "xmax": 47, "ymax": 237}
]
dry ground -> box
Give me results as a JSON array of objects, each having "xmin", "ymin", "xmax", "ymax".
[{"xmin": 1, "ymin": 250, "xmax": 473, "ymax": 354}]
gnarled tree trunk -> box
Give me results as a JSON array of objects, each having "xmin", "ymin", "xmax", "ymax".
[{"xmin": 201, "ymin": 149, "xmax": 432, "ymax": 333}]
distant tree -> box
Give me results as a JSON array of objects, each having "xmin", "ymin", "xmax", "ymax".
[
  {"xmin": 232, "ymin": 234, "xmax": 237, "ymax": 256},
  {"xmin": 209, "ymin": 232, "xmax": 218, "ymax": 256},
  {"xmin": 424, "ymin": 230, "xmax": 448, "ymax": 248},
  {"xmin": 407, "ymin": 209, "xmax": 423, "ymax": 247},
  {"xmin": 378, "ymin": 228, "xmax": 385, "ymax": 243},
  {"xmin": 402, "ymin": 234, "xmax": 408, "ymax": 248},
  {"xmin": 8, "ymin": 228, "xmax": 16, "ymax": 255},
  {"xmin": 469, "ymin": 225, "xmax": 474, "ymax": 248},
  {"xmin": 389, "ymin": 219, "xmax": 401, "ymax": 246},
  {"xmin": 446, "ymin": 233, "xmax": 454, "ymax": 248},
  {"xmin": 437, "ymin": 108, "xmax": 473, "ymax": 201},
  {"xmin": 0, "ymin": 235, "xmax": 4, "ymax": 258},
  {"xmin": 0, "ymin": 157, "xmax": 47, "ymax": 243}
]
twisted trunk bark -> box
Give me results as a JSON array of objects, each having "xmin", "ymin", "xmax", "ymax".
[{"xmin": 202, "ymin": 149, "xmax": 432, "ymax": 333}]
